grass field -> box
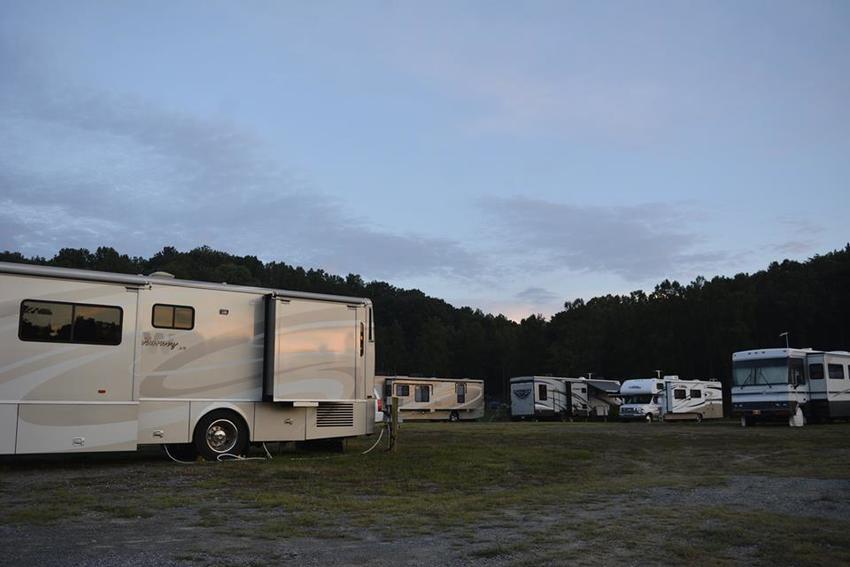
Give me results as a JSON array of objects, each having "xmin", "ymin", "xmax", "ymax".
[{"xmin": 1, "ymin": 420, "xmax": 849, "ymax": 565}]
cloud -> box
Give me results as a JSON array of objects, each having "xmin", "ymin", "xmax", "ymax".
[
  {"xmin": 515, "ymin": 286, "xmax": 560, "ymax": 304},
  {"xmin": 0, "ymin": 45, "xmax": 481, "ymax": 280},
  {"xmin": 481, "ymin": 196, "xmax": 726, "ymax": 281}
]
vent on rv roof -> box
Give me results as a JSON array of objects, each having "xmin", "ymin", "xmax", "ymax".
[{"xmin": 148, "ymin": 271, "xmax": 176, "ymax": 278}]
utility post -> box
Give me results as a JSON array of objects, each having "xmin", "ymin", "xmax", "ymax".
[{"xmin": 389, "ymin": 396, "xmax": 400, "ymax": 452}]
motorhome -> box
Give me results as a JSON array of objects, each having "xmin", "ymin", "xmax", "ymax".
[
  {"xmin": 0, "ymin": 262, "xmax": 376, "ymax": 459},
  {"xmin": 732, "ymin": 348, "xmax": 850, "ymax": 426},
  {"xmin": 509, "ymin": 376, "xmax": 621, "ymax": 420},
  {"xmin": 379, "ymin": 376, "xmax": 484, "ymax": 421},
  {"xmin": 619, "ymin": 376, "xmax": 722, "ymax": 422}
]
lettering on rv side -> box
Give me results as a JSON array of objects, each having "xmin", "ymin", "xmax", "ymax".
[{"xmin": 141, "ymin": 334, "xmax": 184, "ymax": 351}]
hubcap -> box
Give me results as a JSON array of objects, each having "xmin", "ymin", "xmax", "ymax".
[{"xmin": 206, "ymin": 419, "xmax": 238, "ymax": 453}]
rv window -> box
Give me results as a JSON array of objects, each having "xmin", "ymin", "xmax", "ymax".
[
  {"xmin": 152, "ymin": 304, "xmax": 195, "ymax": 330},
  {"xmin": 19, "ymin": 300, "xmax": 122, "ymax": 346},
  {"xmin": 828, "ymin": 364, "xmax": 845, "ymax": 380},
  {"xmin": 396, "ymin": 384, "xmax": 410, "ymax": 397},
  {"xmin": 790, "ymin": 358, "xmax": 805, "ymax": 385},
  {"xmin": 691, "ymin": 389, "xmax": 702, "ymax": 398},
  {"xmin": 809, "ymin": 364, "xmax": 825, "ymax": 380},
  {"xmin": 456, "ymin": 382, "xmax": 466, "ymax": 404},
  {"xmin": 415, "ymin": 385, "xmax": 430, "ymax": 403},
  {"xmin": 674, "ymin": 389, "xmax": 687, "ymax": 400},
  {"xmin": 538, "ymin": 384, "xmax": 548, "ymax": 401}
]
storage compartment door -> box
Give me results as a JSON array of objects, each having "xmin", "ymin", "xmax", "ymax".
[
  {"xmin": 16, "ymin": 403, "xmax": 138, "ymax": 454},
  {"xmin": 269, "ymin": 299, "xmax": 357, "ymax": 401}
]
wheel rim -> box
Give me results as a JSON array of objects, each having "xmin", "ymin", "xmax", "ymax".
[{"xmin": 205, "ymin": 419, "xmax": 238, "ymax": 454}]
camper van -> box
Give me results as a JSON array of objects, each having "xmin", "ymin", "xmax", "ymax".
[
  {"xmin": 732, "ymin": 348, "xmax": 850, "ymax": 426},
  {"xmin": 379, "ymin": 376, "xmax": 484, "ymax": 421},
  {"xmin": 0, "ymin": 262, "xmax": 376, "ymax": 459},
  {"xmin": 510, "ymin": 376, "xmax": 621, "ymax": 420},
  {"xmin": 619, "ymin": 376, "xmax": 722, "ymax": 422}
]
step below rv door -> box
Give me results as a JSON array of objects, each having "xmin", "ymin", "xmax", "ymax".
[{"xmin": 263, "ymin": 296, "xmax": 358, "ymax": 402}]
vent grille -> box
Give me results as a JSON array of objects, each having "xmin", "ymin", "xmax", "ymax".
[{"xmin": 317, "ymin": 403, "xmax": 354, "ymax": 428}]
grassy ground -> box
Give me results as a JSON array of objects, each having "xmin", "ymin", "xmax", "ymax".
[{"xmin": 1, "ymin": 420, "xmax": 849, "ymax": 565}]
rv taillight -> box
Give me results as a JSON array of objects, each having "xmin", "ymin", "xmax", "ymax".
[{"xmin": 377, "ymin": 399, "xmax": 383, "ymax": 412}]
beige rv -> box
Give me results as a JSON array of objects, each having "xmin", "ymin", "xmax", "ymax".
[
  {"xmin": 378, "ymin": 376, "xmax": 484, "ymax": 421},
  {"xmin": 0, "ymin": 262, "xmax": 376, "ymax": 460}
]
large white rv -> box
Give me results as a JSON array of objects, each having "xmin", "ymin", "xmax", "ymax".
[
  {"xmin": 618, "ymin": 376, "xmax": 723, "ymax": 422},
  {"xmin": 509, "ymin": 376, "xmax": 621, "ymax": 420},
  {"xmin": 0, "ymin": 262, "xmax": 376, "ymax": 459},
  {"xmin": 732, "ymin": 348, "xmax": 850, "ymax": 426},
  {"xmin": 378, "ymin": 376, "xmax": 484, "ymax": 421}
]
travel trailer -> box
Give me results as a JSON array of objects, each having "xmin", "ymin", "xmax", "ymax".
[
  {"xmin": 619, "ymin": 376, "xmax": 723, "ymax": 422},
  {"xmin": 0, "ymin": 262, "xmax": 376, "ymax": 459},
  {"xmin": 378, "ymin": 376, "xmax": 484, "ymax": 421},
  {"xmin": 509, "ymin": 376, "xmax": 621, "ymax": 420},
  {"xmin": 732, "ymin": 348, "xmax": 850, "ymax": 427}
]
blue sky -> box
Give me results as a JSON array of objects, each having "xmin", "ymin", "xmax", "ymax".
[{"xmin": 1, "ymin": 1, "xmax": 848, "ymax": 319}]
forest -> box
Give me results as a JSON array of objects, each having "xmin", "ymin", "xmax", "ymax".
[{"xmin": 2, "ymin": 244, "xmax": 849, "ymax": 402}]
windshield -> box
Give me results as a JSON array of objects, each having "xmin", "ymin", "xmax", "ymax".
[
  {"xmin": 623, "ymin": 395, "xmax": 653, "ymax": 404},
  {"xmin": 732, "ymin": 358, "xmax": 793, "ymax": 387}
]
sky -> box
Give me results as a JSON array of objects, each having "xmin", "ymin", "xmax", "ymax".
[{"xmin": 1, "ymin": 1, "xmax": 848, "ymax": 320}]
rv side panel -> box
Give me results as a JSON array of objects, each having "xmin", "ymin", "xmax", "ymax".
[
  {"xmin": 253, "ymin": 403, "xmax": 307, "ymax": 441},
  {"xmin": 15, "ymin": 403, "xmax": 138, "ymax": 454},
  {"xmin": 0, "ymin": 404, "xmax": 18, "ymax": 453}
]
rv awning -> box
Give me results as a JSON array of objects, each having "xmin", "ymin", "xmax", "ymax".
[{"xmin": 586, "ymin": 380, "xmax": 621, "ymax": 394}]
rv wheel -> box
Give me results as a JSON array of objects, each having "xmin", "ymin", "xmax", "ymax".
[
  {"xmin": 695, "ymin": 414, "xmax": 703, "ymax": 423},
  {"xmin": 449, "ymin": 411, "xmax": 460, "ymax": 422},
  {"xmin": 740, "ymin": 416, "xmax": 750, "ymax": 427},
  {"xmin": 645, "ymin": 414, "xmax": 653, "ymax": 423},
  {"xmin": 194, "ymin": 410, "xmax": 250, "ymax": 461}
]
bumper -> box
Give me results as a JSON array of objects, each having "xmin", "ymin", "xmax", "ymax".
[{"xmin": 731, "ymin": 401, "xmax": 797, "ymax": 418}]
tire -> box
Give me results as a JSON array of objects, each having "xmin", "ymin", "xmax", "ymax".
[
  {"xmin": 695, "ymin": 414, "xmax": 703, "ymax": 423},
  {"xmin": 193, "ymin": 410, "xmax": 249, "ymax": 461},
  {"xmin": 645, "ymin": 413, "xmax": 653, "ymax": 423},
  {"xmin": 162, "ymin": 443, "xmax": 197, "ymax": 462},
  {"xmin": 740, "ymin": 415, "xmax": 750, "ymax": 428},
  {"xmin": 449, "ymin": 411, "xmax": 460, "ymax": 422}
]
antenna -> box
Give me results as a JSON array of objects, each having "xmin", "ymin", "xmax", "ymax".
[
  {"xmin": 655, "ymin": 369, "xmax": 662, "ymax": 380},
  {"xmin": 779, "ymin": 331, "xmax": 790, "ymax": 349}
]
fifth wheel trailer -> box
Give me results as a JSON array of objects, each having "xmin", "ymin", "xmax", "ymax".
[
  {"xmin": 510, "ymin": 376, "xmax": 621, "ymax": 420},
  {"xmin": 0, "ymin": 262, "xmax": 376, "ymax": 459},
  {"xmin": 731, "ymin": 347, "xmax": 850, "ymax": 426},
  {"xmin": 378, "ymin": 376, "xmax": 484, "ymax": 421}
]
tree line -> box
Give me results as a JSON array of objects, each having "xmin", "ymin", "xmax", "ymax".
[{"xmin": 2, "ymin": 244, "xmax": 849, "ymax": 401}]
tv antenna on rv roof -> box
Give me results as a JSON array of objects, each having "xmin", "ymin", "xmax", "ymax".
[
  {"xmin": 655, "ymin": 369, "xmax": 662, "ymax": 379},
  {"xmin": 780, "ymin": 331, "xmax": 790, "ymax": 349}
]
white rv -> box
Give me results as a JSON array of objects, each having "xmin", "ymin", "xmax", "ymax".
[
  {"xmin": 0, "ymin": 262, "xmax": 376, "ymax": 459},
  {"xmin": 379, "ymin": 376, "xmax": 484, "ymax": 421},
  {"xmin": 510, "ymin": 376, "xmax": 621, "ymax": 420},
  {"xmin": 619, "ymin": 376, "xmax": 723, "ymax": 422},
  {"xmin": 732, "ymin": 348, "xmax": 850, "ymax": 426}
]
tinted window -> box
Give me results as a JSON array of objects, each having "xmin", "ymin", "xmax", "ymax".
[
  {"xmin": 691, "ymin": 389, "xmax": 702, "ymax": 398},
  {"xmin": 396, "ymin": 384, "xmax": 409, "ymax": 397},
  {"xmin": 828, "ymin": 364, "xmax": 845, "ymax": 380},
  {"xmin": 809, "ymin": 364, "xmax": 825, "ymax": 380},
  {"xmin": 538, "ymin": 384, "xmax": 548, "ymax": 400},
  {"xmin": 19, "ymin": 300, "xmax": 121, "ymax": 345},
  {"xmin": 415, "ymin": 385, "xmax": 430, "ymax": 402},
  {"xmin": 152, "ymin": 304, "xmax": 194, "ymax": 330},
  {"xmin": 674, "ymin": 389, "xmax": 686, "ymax": 400}
]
